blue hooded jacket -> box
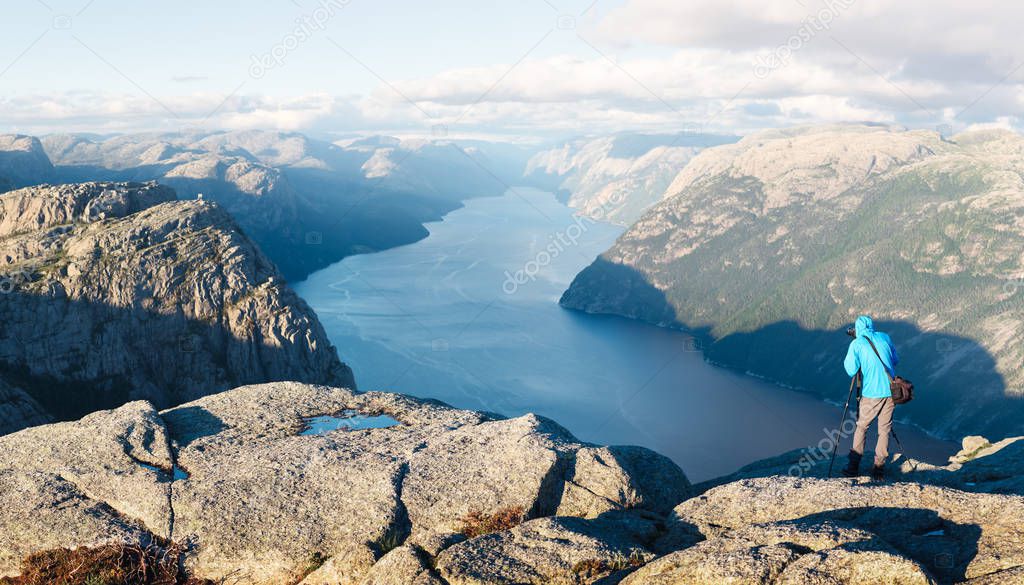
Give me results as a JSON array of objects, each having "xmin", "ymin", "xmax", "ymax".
[{"xmin": 844, "ymin": 315, "xmax": 898, "ymax": 399}]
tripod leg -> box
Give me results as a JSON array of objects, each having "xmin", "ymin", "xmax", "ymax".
[
  {"xmin": 890, "ymin": 428, "xmax": 905, "ymax": 452},
  {"xmin": 827, "ymin": 376, "xmax": 859, "ymax": 478},
  {"xmin": 887, "ymin": 426, "xmax": 916, "ymax": 473}
]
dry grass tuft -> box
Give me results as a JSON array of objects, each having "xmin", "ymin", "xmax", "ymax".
[
  {"xmin": 458, "ymin": 506, "xmax": 526, "ymax": 538},
  {"xmin": 571, "ymin": 552, "xmax": 646, "ymax": 581},
  {"xmin": 0, "ymin": 541, "xmax": 215, "ymax": 585}
]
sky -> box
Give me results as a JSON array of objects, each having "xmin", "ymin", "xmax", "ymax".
[{"xmin": 0, "ymin": 0, "xmax": 1021, "ymax": 139}]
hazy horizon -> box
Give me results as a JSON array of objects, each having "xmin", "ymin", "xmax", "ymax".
[{"xmin": 2, "ymin": 1, "xmax": 1021, "ymax": 140}]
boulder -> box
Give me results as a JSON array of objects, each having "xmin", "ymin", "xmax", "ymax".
[
  {"xmin": 777, "ymin": 541, "xmax": 935, "ymax": 584},
  {"xmin": 557, "ymin": 445, "xmax": 691, "ymax": 518},
  {"xmin": 625, "ymin": 521, "xmax": 935, "ymax": 584},
  {"xmin": 166, "ymin": 384, "xmax": 405, "ymax": 583},
  {"xmin": 0, "ymin": 401, "xmax": 175, "ymax": 578},
  {"xmin": 0, "ymin": 471, "xmax": 153, "ymax": 579},
  {"xmin": 961, "ymin": 565, "xmax": 1024, "ymax": 584},
  {"xmin": 620, "ymin": 537, "xmax": 801, "ymax": 585},
  {"xmin": 0, "ymin": 401, "xmax": 173, "ymax": 539},
  {"xmin": 436, "ymin": 512, "xmax": 658, "ymax": 585},
  {"xmin": 337, "ymin": 545, "xmax": 443, "ymax": 585},
  {"xmin": 402, "ymin": 413, "xmax": 570, "ymax": 543},
  {"xmin": 668, "ymin": 476, "xmax": 1024, "ymax": 583},
  {"xmin": 0, "ymin": 382, "xmax": 690, "ymax": 584}
]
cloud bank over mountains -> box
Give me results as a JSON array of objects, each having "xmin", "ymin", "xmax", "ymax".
[{"xmin": 0, "ymin": 0, "xmax": 1020, "ymax": 137}]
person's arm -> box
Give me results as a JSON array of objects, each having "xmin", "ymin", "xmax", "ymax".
[{"xmin": 844, "ymin": 341, "xmax": 860, "ymax": 377}]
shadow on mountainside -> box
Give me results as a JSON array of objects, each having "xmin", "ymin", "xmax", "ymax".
[
  {"xmin": 559, "ymin": 257, "xmax": 680, "ymax": 327},
  {"xmin": 0, "ymin": 288, "xmax": 350, "ymax": 435},
  {"xmin": 705, "ymin": 320, "xmax": 1021, "ymax": 440},
  {"xmin": 560, "ymin": 259, "xmax": 1023, "ymax": 441},
  {"xmin": 278, "ymin": 168, "xmax": 464, "ymax": 280},
  {"xmin": 50, "ymin": 164, "xmax": 466, "ymax": 281}
]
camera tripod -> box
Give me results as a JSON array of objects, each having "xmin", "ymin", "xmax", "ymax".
[{"xmin": 827, "ymin": 372, "xmax": 907, "ymax": 478}]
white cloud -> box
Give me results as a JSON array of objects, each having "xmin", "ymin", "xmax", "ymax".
[
  {"xmin": 0, "ymin": 92, "xmax": 374, "ymax": 135},
  {"xmin": 375, "ymin": 54, "xmax": 1015, "ymax": 135},
  {"xmin": 359, "ymin": 0, "xmax": 1024, "ymax": 135},
  {"xmin": 1, "ymin": 1, "xmax": 1020, "ymax": 137},
  {"xmin": 597, "ymin": 0, "xmax": 1023, "ymax": 63}
]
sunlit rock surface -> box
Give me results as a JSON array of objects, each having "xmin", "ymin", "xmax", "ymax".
[{"xmin": 0, "ymin": 181, "xmax": 352, "ymax": 434}]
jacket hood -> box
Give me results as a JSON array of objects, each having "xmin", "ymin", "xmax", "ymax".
[{"xmin": 855, "ymin": 315, "xmax": 874, "ymax": 338}]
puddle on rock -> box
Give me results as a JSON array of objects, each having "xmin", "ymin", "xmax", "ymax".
[
  {"xmin": 300, "ymin": 410, "xmax": 401, "ymax": 436},
  {"xmin": 139, "ymin": 462, "xmax": 190, "ymax": 481}
]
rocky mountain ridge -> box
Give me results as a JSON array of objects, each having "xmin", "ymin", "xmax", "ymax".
[
  {"xmin": 0, "ymin": 135, "xmax": 54, "ymax": 191},
  {"xmin": 525, "ymin": 132, "xmax": 736, "ymax": 225},
  {"xmin": 0, "ymin": 381, "xmax": 1020, "ymax": 584},
  {"xmin": 0, "ymin": 181, "xmax": 352, "ymax": 435},
  {"xmin": 562, "ymin": 124, "xmax": 1024, "ymax": 440},
  {"xmin": 35, "ymin": 131, "xmax": 534, "ymax": 281}
]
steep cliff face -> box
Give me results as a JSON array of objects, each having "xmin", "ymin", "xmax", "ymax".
[
  {"xmin": 562, "ymin": 125, "xmax": 1024, "ymax": 439},
  {"xmin": 525, "ymin": 132, "xmax": 736, "ymax": 225},
  {"xmin": 0, "ymin": 135, "xmax": 54, "ymax": 190},
  {"xmin": 0, "ymin": 182, "xmax": 353, "ymax": 434}
]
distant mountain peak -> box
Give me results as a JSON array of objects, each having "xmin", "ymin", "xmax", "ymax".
[{"xmin": 0, "ymin": 133, "xmax": 55, "ymax": 189}]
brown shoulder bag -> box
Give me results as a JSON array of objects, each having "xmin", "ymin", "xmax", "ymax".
[{"xmin": 865, "ymin": 337, "xmax": 914, "ymax": 404}]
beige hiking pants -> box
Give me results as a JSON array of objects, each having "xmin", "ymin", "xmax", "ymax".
[{"xmin": 852, "ymin": 397, "xmax": 895, "ymax": 467}]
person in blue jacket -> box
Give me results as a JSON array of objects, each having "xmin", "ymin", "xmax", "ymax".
[{"xmin": 842, "ymin": 315, "xmax": 899, "ymax": 479}]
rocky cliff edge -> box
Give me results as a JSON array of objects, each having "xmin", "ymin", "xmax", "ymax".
[
  {"xmin": 0, "ymin": 182, "xmax": 353, "ymax": 435},
  {"xmin": 0, "ymin": 382, "xmax": 690, "ymax": 584},
  {"xmin": 1, "ymin": 381, "xmax": 1021, "ymax": 584}
]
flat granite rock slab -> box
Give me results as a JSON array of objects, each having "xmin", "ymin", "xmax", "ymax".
[
  {"xmin": 0, "ymin": 400, "xmax": 174, "ymax": 544},
  {"xmin": 0, "ymin": 382, "xmax": 691, "ymax": 584}
]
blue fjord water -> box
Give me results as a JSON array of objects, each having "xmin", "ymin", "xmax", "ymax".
[{"xmin": 296, "ymin": 188, "xmax": 956, "ymax": 481}]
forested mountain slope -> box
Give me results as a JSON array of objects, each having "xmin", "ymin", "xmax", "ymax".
[{"xmin": 562, "ymin": 125, "xmax": 1024, "ymax": 438}]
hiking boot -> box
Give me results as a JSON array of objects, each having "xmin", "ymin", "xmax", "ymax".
[
  {"xmin": 870, "ymin": 465, "xmax": 885, "ymax": 481},
  {"xmin": 841, "ymin": 451, "xmax": 862, "ymax": 477}
]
